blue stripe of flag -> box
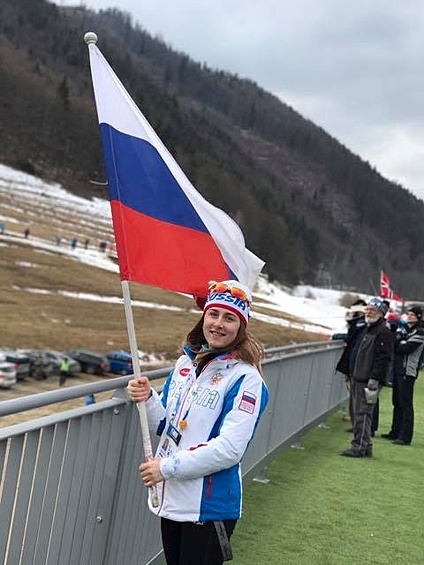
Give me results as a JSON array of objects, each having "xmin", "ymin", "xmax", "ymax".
[{"xmin": 100, "ymin": 123, "xmax": 208, "ymax": 232}]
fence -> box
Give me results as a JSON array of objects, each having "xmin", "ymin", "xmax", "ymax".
[{"xmin": 0, "ymin": 341, "xmax": 345, "ymax": 565}]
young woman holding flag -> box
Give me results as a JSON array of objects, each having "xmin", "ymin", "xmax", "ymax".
[{"xmin": 127, "ymin": 280, "xmax": 268, "ymax": 565}]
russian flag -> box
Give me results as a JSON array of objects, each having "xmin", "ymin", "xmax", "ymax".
[{"xmin": 86, "ymin": 39, "xmax": 264, "ymax": 297}]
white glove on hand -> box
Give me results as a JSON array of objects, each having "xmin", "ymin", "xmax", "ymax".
[
  {"xmin": 364, "ymin": 379, "xmax": 379, "ymax": 404},
  {"xmin": 367, "ymin": 378, "xmax": 379, "ymax": 390}
]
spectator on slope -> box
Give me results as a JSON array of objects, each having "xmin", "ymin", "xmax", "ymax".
[
  {"xmin": 340, "ymin": 297, "xmax": 394, "ymax": 458},
  {"xmin": 127, "ymin": 280, "xmax": 269, "ymax": 565},
  {"xmin": 381, "ymin": 305, "xmax": 424, "ymax": 445}
]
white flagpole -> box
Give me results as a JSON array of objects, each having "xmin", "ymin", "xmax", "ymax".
[
  {"xmin": 84, "ymin": 31, "xmax": 159, "ymax": 508},
  {"xmin": 122, "ymin": 280, "xmax": 160, "ymax": 507}
]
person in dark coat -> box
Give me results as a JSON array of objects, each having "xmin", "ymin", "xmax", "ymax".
[
  {"xmin": 380, "ymin": 315, "xmax": 408, "ymax": 439},
  {"xmin": 340, "ymin": 297, "xmax": 394, "ymax": 458},
  {"xmin": 333, "ymin": 300, "xmax": 367, "ymax": 429},
  {"xmin": 381, "ymin": 305, "xmax": 424, "ymax": 445}
]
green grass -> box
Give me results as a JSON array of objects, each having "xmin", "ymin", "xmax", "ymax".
[{"xmin": 232, "ymin": 378, "xmax": 424, "ymax": 564}]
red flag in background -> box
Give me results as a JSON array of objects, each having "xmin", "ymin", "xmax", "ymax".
[
  {"xmin": 380, "ymin": 271, "xmax": 391, "ymax": 299},
  {"xmin": 380, "ymin": 270, "xmax": 403, "ymax": 302},
  {"xmin": 391, "ymin": 291, "xmax": 403, "ymax": 303}
]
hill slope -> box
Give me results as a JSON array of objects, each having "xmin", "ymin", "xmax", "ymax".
[
  {"xmin": 0, "ymin": 164, "xmax": 336, "ymax": 355},
  {"xmin": 0, "ymin": 0, "xmax": 423, "ymax": 297}
]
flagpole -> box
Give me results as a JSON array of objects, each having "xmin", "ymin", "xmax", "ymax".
[
  {"xmin": 369, "ymin": 276, "xmax": 377, "ymax": 296},
  {"xmin": 85, "ymin": 30, "xmax": 264, "ymax": 511},
  {"xmin": 122, "ymin": 280, "xmax": 159, "ymax": 507},
  {"xmin": 84, "ymin": 30, "xmax": 159, "ymax": 507}
]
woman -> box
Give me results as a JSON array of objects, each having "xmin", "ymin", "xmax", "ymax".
[{"xmin": 127, "ymin": 280, "xmax": 269, "ymax": 565}]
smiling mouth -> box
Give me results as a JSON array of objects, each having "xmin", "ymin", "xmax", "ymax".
[{"xmin": 210, "ymin": 330, "xmax": 225, "ymax": 337}]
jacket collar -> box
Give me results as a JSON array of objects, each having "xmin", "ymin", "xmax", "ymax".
[{"xmin": 183, "ymin": 344, "xmax": 238, "ymax": 366}]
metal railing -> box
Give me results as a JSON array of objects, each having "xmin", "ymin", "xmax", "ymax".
[{"xmin": 0, "ymin": 341, "xmax": 346, "ymax": 565}]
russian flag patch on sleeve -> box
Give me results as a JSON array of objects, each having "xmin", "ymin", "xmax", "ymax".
[{"xmin": 239, "ymin": 391, "xmax": 257, "ymax": 414}]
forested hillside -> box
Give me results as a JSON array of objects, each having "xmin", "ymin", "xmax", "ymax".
[{"xmin": 1, "ymin": 0, "xmax": 423, "ymax": 298}]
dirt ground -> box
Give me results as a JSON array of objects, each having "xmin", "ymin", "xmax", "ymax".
[{"xmin": 0, "ymin": 173, "xmax": 329, "ymax": 429}]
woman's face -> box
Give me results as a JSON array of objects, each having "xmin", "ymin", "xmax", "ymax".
[
  {"xmin": 407, "ymin": 311, "xmax": 418, "ymax": 326},
  {"xmin": 203, "ymin": 307, "xmax": 241, "ymax": 350}
]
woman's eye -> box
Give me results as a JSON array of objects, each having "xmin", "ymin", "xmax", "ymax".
[{"xmin": 225, "ymin": 316, "xmax": 237, "ymax": 323}]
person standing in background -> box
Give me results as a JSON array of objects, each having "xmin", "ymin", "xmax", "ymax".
[
  {"xmin": 333, "ymin": 299, "xmax": 367, "ymax": 430},
  {"xmin": 340, "ymin": 297, "xmax": 394, "ymax": 458},
  {"xmin": 382, "ymin": 305, "xmax": 424, "ymax": 445},
  {"xmin": 59, "ymin": 357, "xmax": 70, "ymax": 387}
]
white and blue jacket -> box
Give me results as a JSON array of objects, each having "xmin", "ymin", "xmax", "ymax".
[{"xmin": 140, "ymin": 346, "xmax": 269, "ymax": 522}]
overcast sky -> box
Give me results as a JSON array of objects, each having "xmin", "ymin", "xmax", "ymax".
[{"xmin": 78, "ymin": 0, "xmax": 424, "ymax": 201}]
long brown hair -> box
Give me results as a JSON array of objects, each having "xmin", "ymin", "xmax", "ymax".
[{"xmin": 185, "ymin": 315, "xmax": 264, "ymax": 374}]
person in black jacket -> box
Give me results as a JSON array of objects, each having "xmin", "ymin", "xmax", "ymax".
[
  {"xmin": 333, "ymin": 300, "xmax": 367, "ymax": 428},
  {"xmin": 381, "ymin": 305, "xmax": 424, "ymax": 445},
  {"xmin": 340, "ymin": 297, "xmax": 394, "ymax": 458}
]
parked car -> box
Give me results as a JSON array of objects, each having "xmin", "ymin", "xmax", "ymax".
[
  {"xmin": 43, "ymin": 351, "xmax": 81, "ymax": 376},
  {"xmin": 106, "ymin": 350, "xmax": 133, "ymax": 375},
  {"xmin": 22, "ymin": 350, "xmax": 55, "ymax": 380},
  {"xmin": 67, "ymin": 350, "xmax": 110, "ymax": 375},
  {"xmin": 0, "ymin": 349, "xmax": 31, "ymax": 380},
  {"xmin": 0, "ymin": 361, "xmax": 17, "ymax": 388}
]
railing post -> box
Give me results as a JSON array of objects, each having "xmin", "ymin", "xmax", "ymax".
[{"xmin": 253, "ymin": 467, "xmax": 270, "ymax": 484}]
